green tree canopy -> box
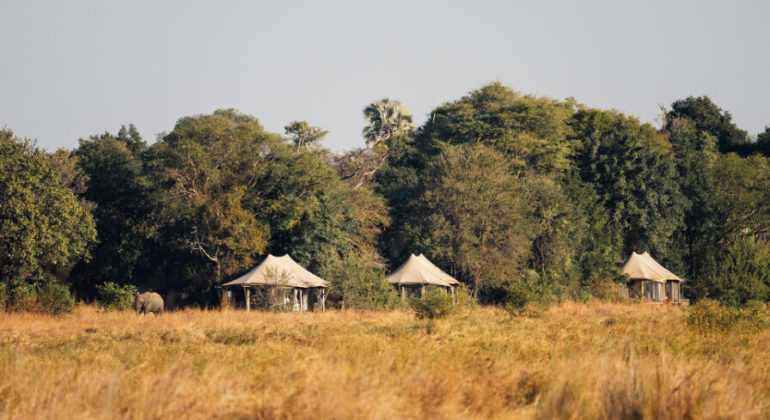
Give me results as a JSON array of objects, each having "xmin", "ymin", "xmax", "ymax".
[
  {"xmin": 571, "ymin": 109, "xmax": 687, "ymax": 266},
  {"xmin": 417, "ymin": 82, "xmax": 576, "ymax": 175},
  {"xmin": 0, "ymin": 130, "xmax": 96, "ymax": 291},
  {"xmin": 284, "ymin": 120, "xmax": 328, "ymax": 149},
  {"xmin": 69, "ymin": 126, "xmax": 154, "ymax": 297},
  {"xmin": 413, "ymin": 144, "xmax": 534, "ymax": 294},
  {"xmin": 665, "ymin": 96, "xmax": 749, "ymax": 154},
  {"xmin": 362, "ymin": 98, "xmax": 415, "ymax": 149}
]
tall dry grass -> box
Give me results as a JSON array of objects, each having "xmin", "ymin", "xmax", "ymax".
[{"xmin": 0, "ymin": 302, "xmax": 768, "ymax": 419}]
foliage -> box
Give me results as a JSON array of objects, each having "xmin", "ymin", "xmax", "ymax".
[
  {"xmin": 409, "ymin": 289, "xmax": 455, "ymax": 320},
  {"xmin": 6, "ymin": 82, "xmax": 770, "ymax": 309},
  {"xmin": 570, "ymin": 109, "xmax": 687, "ymax": 265},
  {"xmin": 362, "ymin": 98, "xmax": 414, "ymax": 149},
  {"xmin": 696, "ymin": 237, "xmax": 770, "ymax": 306},
  {"xmin": 418, "ymin": 144, "xmax": 534, "ymax": 294},
  {"xmin": 0, "ymin": 129, "xmax": 96, "ymax": 306},
  {"xmin": 502, "ymin": 270, "xmax": 557, "ymax": 317},
  {"xmin": 3, "ymin": 281, "xmax": 75, "ymax": 314},
  {"xmin": 667, "ymin": 118, "xmax": 719, "ymax": 278},
  {"xmin": 284, "ymin": 120, "xmax": 328, "ymax": 149},
  {"xmin": 36, "ymin": 281, "xmax": 76, "ymax": 314},
  {"xmin": 70, "ymin": 126, "xmax": 153, "ymax": 298},
  {"xmin": 687, "ymin": 298, "xmax": 769, "ymax": 335},
  {"xmin": 146, "ymin": 110, "xmax": 273, "ymax": 287},
  {"xmin": 95, "ymin": 282, "xmax": 139, "ymax": 310},
  {"xmin": 417, "ymin": 82, "xmax": 575, "ymax": 176},
  {"xmin": 324, "ymin": 254, "xmax": 396, "ymax": 310},
  {"xmin": 665, "ymin": 96, "xmax": 749, "ymax": 153}
]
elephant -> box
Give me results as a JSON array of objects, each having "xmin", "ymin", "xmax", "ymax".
[{"xmin": 134, "ymin": 292, "xmax": 164, "ymax": 315}]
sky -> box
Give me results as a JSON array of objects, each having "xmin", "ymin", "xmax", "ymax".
[{"xmin": 1, "ymin": 0, "xmax": 768, "ymax": 152}]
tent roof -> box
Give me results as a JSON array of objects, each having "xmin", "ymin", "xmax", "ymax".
[
  {"xmin": 622, "ymin": 251, "xmax": 683, "ymax": 283},
  {"xmin": 222, "ymin": 254, "xmax": 329, "ymax": 288},
  {"xmin": 387, "ymin": 253, "xmax": 460, "ymax": 287}
]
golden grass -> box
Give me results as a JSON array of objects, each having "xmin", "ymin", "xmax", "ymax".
[{"xmin": 0, "ymin": 302, "xmax": 768, "ymax": 419}]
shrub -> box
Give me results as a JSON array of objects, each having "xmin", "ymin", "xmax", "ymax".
[
  {"xmin": 37, "ymin": 281, "xmax": 75, "ymax": 314},
  {"xmin": 687, "ymin": 299, "xmax": 738, "ymax": 334},
  {"xmin": 453, "ymin": 285, "xmax": 476, "ymax": 308},
  {"xmin": 324, "ymin": 255, "xmax": 398, "ymax": 310},
  {"xmin": 503, "ymin": 271, "xmax": 556, "ymax": 317},
  {"xmin": 9, "ymin": 283, "xmax": 39, "ymax": 312},
  {"xmin": 741, "ymin": 300, "xmax": 770, "ymax": 332},
  {"xmin": 96, "ymin": 282, "xmax": 139, "ymax": 310},
  {"xmin": 594, "ymin": 281, "xmax": 629, "ymax": 303},
  {"xmin": 410, "ymin": 289, "xmax": 455, "ymax": 320},
  {"xmin": 686, "ymin": 298, "xmax": 769, "ymax": 335}
]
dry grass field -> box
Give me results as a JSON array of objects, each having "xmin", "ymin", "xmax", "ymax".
[{"xmin": 0, "ymin": 302, "xmax": 768, "ymax": 419}]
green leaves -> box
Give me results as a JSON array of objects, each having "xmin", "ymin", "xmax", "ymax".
[
  {"xmin": 0, "ymin": 129, "xmax": 96, "ymax": 292},
  {"xmin": 571, "ymin": 109, "xmax": 686, "ymax": 263}
]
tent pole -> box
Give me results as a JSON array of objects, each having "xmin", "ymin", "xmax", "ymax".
[{"xmin": 245, "ymin": 287, "xmax": 251, "ymax": 312}]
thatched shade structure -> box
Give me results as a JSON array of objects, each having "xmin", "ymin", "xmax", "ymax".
[
  {"xmin": 387, "ymin": 254, "xmax": 460, "ymax": 299},
  {"xmin": 221, "ymin": 254, "xmax": 329, "ymax": 311},
  {"xmin": 622, "ymin": 251, "xmax": 684, "ymax": 303}
]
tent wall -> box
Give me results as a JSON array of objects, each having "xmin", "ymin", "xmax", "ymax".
[{"xmin": 666, "ymin": 281, "xmax": 681, "ymax": 303}]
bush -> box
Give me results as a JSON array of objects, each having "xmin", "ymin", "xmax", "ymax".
[
  {"xmin": 741, "ymin": 300, "xmax": 770, "ymax": 332},
  {"xmin": 503, "ymin": 271, "xmax": 556, "ymax": 318},
  {"xmin": 453, "ymin": 285, "xmax": 476, "ymax": 308},
  {"xmin": 687, "ymin": 298, "xmax": 770, "ymax": 335},
  {"xmin": 687, "ymin": 299, "xmax": 739, "ymax": 334},
  {"xmin": 323, "ymin": 255, "xmax": 398, "ymax": 310},
  {"xmin": 2, "ymin": 281, "xmax": 75, "ymax": 314},
  {"xmin": 410, "ymin": 289, "xmax": 455, "ymax": 320},
  {"xmin": 96, "ymin": 282, "xmax": 139, "ymax": 310},
  {"xmin": 9, "ymin": 283, "xmax": 40, "ymax": 312},
  {"xmin": 37, "ymin": 281, "xmax": 75, "ymax": 315}
]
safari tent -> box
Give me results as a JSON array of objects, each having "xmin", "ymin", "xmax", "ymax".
[
  {"xmin": 622, "ymin": 251, "xmax": 684, "ymax": 303},
  {"xmin": 221, "ymin": 254, "xmax": 329, "ymax": 312},
  {"xmin": 387, "ymin": 253, "xmax": 460, "ymax": 299}
]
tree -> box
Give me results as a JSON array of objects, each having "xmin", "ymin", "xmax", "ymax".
[
  {"xmin": 709, "ymin": 154, "xmax": 770, "ymax": 245},
  {"xmin": 416, "ymin": 144, "xmax": 534, "ymax": 295},
  {"xmin": 284, "ymin": 120, "xmax": 328, "ymax": 149},
  {"xmin": 145, "ymin": 110, "xmax": 273, "ymax": 294},
  {"xmin": 69, "ymin": 127, "xmax": 154, "ymax": 298},
  {"xmin": 144, "ymin": 109, "xmax": 392, "ymax": 306},
  {"xmin": 0, "ymin": 129, "xmax": 96, "ymax": 304},
  {"xmin": 417, "ymin": 82, "xmax": 575, "ymax": 176},
  {"xmin": 756, "ymin": 125, "xmax": 770, "ymax": 156},
  {"xmin": 667, "ymin": 118, "xmax": 719, "ymax": 278},
  {"xmin": 362, "ymin": 98, "xmax": 415, "ymax": 149},
  {"xmin": 665, "ymin": 96, "xmax": 749, "ymax": 154},
  {"xmin": 571, "ymin": 109, "xmax": 687, "ymax": 267},
  {"xmin": 697, "ymin": 237, "xmax": 770, "ymax": 306}
]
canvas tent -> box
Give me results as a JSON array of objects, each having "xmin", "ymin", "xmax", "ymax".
[
  {"xmin": 387, "ymin": 254, "xmax": 460, "ymax": 299},
  {"xmin": 221, "ymin": 254, "xmax": 329, "ymax": 311},
  {"xmin": 622, "ymin": 251, "xmax": 684, "ymax": 303}
]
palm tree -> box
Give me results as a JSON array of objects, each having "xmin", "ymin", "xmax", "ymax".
[{"xmin": 362, "ymin": 98, "xmax": 415, "ymax": 148}]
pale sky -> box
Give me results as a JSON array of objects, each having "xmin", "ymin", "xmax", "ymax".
[{"xmin": 1, "ymin": 0, "xmax": 768, "ymax": 152}]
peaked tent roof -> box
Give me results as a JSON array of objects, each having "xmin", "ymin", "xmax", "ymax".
[
  {"xmin": 222, "ymin": 254, "xmax": 329, "ymax": 288},
  {"xmin": 387, "ymin": 253, "xmax": 460, "ymax": 287},
  {"xmin": 622, "ymin": 251, "xmax": 683, "ymax": 283}
]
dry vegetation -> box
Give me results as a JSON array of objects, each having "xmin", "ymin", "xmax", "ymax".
[{"xmin": 0, "ymin": 303, "xmax": 768, "ymax": 419}]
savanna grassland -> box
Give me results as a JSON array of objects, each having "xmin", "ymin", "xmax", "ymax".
[{"xmin": 0, "ymin": 303, "xmax": 768, "ymax": 419}]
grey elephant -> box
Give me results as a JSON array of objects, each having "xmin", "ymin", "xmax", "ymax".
[{"xmin": 134, "ymin": 292, "xmax": 164, "ymax": 315}]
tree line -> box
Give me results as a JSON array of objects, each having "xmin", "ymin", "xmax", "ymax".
[{"xmin": 2, "ymin": 82, "xmax": 769, "ymax": 311}]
